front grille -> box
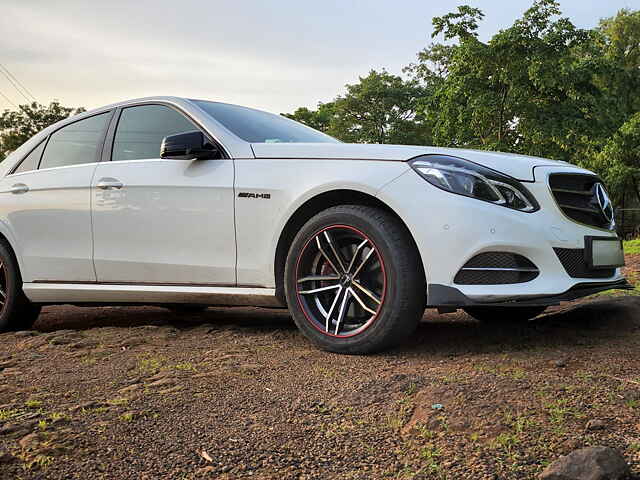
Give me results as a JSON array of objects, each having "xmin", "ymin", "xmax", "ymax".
[
  {"xmin": 454, "ymin": 252, "xmax": 539, "ymax": 285},
  {"xmin": 554, "ymin": 248, "xmax": 615, "ymax": 279},
  {"xmin": 549, "ymin": 174, "xmax": 613, "ymax": 230}
]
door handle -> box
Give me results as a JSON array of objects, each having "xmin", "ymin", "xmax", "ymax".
[
  {"xmin": 9, "ymin": 183, "xmax": 28, "ymax": 194},
  {"xmin": 96, "ymin": 178, "xmax": 123, "ymax": 190}
]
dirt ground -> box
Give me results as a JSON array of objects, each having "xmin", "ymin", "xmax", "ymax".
[{"xmin": 1, "ymin": 260, "xmax": 640, "ymax": 479}]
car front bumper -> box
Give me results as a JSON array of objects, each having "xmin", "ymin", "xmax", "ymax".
[{"xmin": 377, "ymin": 164, "xmax": 628, "ymax": 307}]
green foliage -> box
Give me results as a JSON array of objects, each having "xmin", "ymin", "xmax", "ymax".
[
  {"xmin": 624, "ymin": 238, "xmax": 640, "ymax": 255},
  {"xmin": 286, "ymin": 70, "xmax": 431, "ymax": 145},
  {"xmin": 285, "ymin": 2, "xmax": 640, "ymax": 208},
  {"xmin": 0, "ymin": 101, "xmax": 85, "ymax": 161}
]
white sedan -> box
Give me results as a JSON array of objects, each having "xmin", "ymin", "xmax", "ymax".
[{"xmin": 0, "ymin": 97, "xmax": 629, "ymax": 353}]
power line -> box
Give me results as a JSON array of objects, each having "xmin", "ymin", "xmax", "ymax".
[
  {"xmin": 0, "ymin": 64, "xmax": 37, "ymax": 103},
  {"xmin": 0, "ymin": 65, "xmax": 34, "ymax": 104},
  {"xmin": 0, "ymin": 89, "xmax": 17, "ymax": 109}
]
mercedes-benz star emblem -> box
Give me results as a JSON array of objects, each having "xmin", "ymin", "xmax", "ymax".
[{"xmin": 594, "ymin": 182, "xmax": 614, "ymax": 227}]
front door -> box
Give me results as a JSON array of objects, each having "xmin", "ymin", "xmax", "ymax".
[{"xmin": 91, "ymin": 104, "xmax": 236, "ymax": 285}]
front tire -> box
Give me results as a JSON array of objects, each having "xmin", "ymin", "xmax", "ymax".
[
  {"xmin": 463, "ymin": 306, "xmax": 547, "ymax": 323},
  {"xmin": 284, "ymin": 205, "xmax": 425, "ymax": 354},
  {"xmin": 0, "ymin": 242, "xmax": 41, "ymax": 332}
]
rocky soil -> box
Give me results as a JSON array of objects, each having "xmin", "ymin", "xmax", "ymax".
[{"xmin": 1, "ymin": 259, "xmax": 640, "ymax": 479}]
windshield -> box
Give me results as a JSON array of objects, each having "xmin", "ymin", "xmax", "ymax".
[{"xmin": 192, "ymin": 100, "xmax": 339, "ymax": 144}]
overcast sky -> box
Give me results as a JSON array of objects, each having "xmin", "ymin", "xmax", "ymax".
[{"xmin": 0, "ymin": 0, "xmax": 636, "ymax": 114}]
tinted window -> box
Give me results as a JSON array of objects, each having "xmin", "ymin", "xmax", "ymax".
[
  {"xmin": 13, "ymin": 140, "xmax": 45, "ymax": 174},
  {"xmin": 193, "ymin": 100, "xmax": 339, "ymax": 143},
  {"xmin": 112, "ymin": 105, "xmax": 196, "ymax": 161},
  {"xmin": 39, "ymin": 113, "xmax": 110, "ymax": 170}
]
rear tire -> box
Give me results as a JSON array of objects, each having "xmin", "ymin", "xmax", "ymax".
[
  {"xmin": 284, "ymin": 205, "xmax": 425, "ymax": 354},
  {"xmin": 463, "ymin": 306, "xmax": 547, "ymax": 323},
  {"xmin": 0, "ymin": 242, "xmax": 41, "ymax": 332}
]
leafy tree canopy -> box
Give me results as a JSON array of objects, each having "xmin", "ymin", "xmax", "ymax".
[{"xmin": 0, "ymin": 101, "xmax": 85, "ymax": 161}]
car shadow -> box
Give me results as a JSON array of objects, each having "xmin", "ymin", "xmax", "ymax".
[
  {"xmin": 32, "ymin": 296, "xmax": 640, "ymax": 356},
  {"xmin": 33, "ymin": 305, "xmax": 296, "ymax": 333},
  {"xmin": 398, "ymin": 295, "xmax": 640, "ymax": 356}
]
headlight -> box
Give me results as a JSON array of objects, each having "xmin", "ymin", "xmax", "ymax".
[{"xmin": 410, "ymin": 155, "xmax": 539, "ymax": 212}]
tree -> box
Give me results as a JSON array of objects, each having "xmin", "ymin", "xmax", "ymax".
[
  {"xmin": 0, "ymin": 101, "xmax": 85, "ymax": 161},
  {"xmin": 286, "ymin": 70, "xmax": 432, "ymax": 145},
  {"xmin": 413, "ymin": 0, "xmax": 607, "ymax": 161},
  {"xmin": 283, "ymin": 102, "xmax": 336, "ymax": 133}
]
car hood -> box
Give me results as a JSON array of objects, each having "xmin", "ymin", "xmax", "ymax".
[{"xmin": 250, "ymin": 143, "xmax": 577, "ymax": 181}]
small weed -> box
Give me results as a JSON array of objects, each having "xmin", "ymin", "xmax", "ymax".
[
  {"xmin": 83, "ymin": 406, "xmax": 108, "ymax": 415},
  {"xmin": 420, "ymin": 444, "xmax": 441, "ymax": 472},
  {"xmin": 49, "ymin": 412, "xmax": 69, "ymax": 422},
  {"xmin": 108, "ymin": 397, "xmax": 129, "ymax": 407},
  {"xmin": 546, "ymin": 399, "xmax": 577, "ymax": 425},
  {"xmin": 27, "ymin": 455, "xmax": 53, "ymax": 470},
  {"xmin": 492, "ymin": 433, "xmax": 519, "ymax": 454},
  {"xmin": 25, "ymin": 400, "xmax": 42, "ymax": 409},
  {"xmin": 625, "ymin": 399, "xmax": 639, "ymax": 409},
  {"xmin": 120, "ymin": 412, "xmax": 135, "ymax": 422},
  {"xmin": 0, "ymin": 408, "xmax": 20, "ymax": 421},
  {"xmin": 137, "ymin": 354, "xmax": 163, "ymax": 374},
  {"xmin": 513, "ymin": 415, "xmax": 538, "ymax": 434},
  {"xmin": 404, "ymin": 382, "xmax": 418, "ymax": 396},
  {"xmin": 629, "ymin": 443, "xmax": 640, "ymax": 453},
  {"xmin": 415, "ymin": 423, "xmax": 434, "ymax": 440},
  {"xmin": 37, "ymin": 420, "xmax": 48, "ymax": 430},
  {"xmin": 470, "ymin": 432, "xmax": 480, "ymax": 442},
  {"xmin": 174, "ymin": 362, "xmax": 197, "ymax": 372}
]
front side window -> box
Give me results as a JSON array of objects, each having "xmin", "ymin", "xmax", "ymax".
[
  {"xmin": 39, "ymin": 112, "xmax": 110, "ymax": 170},
  {"xmin": 192, "ymin": 100, "xmax": 339, "ymax": 143},
  {"xmin": 13, "ymin": 140, "xmax": 46, "ymax": 174},
  {"xmin": 112, "ymin": 105, "xmax": 197, "ymax": 161}
]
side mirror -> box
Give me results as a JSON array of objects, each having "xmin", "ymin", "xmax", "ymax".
[{"xmin": 160, "ymin": 131, "xmax": 219, "ymax": 160}]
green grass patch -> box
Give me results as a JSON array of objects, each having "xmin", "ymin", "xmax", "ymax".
[{"xmin": 624, "ymin": 238, "xmax": 640, "ymax": 255}]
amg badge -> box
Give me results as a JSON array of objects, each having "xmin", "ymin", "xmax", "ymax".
[{"xmin": 238, "ymin": 192, "xmax": 271, "ymax": 199}]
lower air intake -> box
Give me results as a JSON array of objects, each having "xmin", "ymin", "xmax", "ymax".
[{"xmin": 454, "ymin": 252, "xmax": 539, "ymax": 285}]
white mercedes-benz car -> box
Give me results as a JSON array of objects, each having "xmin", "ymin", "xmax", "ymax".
[{"xmin": 0, "ymin": 97, "xmax": 628, "ymax": 353}]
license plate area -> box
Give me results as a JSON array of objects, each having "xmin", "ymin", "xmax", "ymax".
[{"xmin": 585, "ymin": 236, "xmax": 625, "ymax": 269}]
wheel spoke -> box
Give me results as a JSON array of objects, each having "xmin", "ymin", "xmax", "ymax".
[
  {"xmin": 315, "ymin": 236, "xmax": 340, "ymax": 274},
  {"xmin": 352, "ymin": 280, "xmax": 381, "ymax": 305},
  {"xmin": 323, "ymin": 231, "xmax": 347, "ymax": 273},
  {"xmin": 346, "ymin": 239, "xmax": 369, "ymax": 274},
  {"xmin": 352, "ymin": 248, "xmax": 375, "ymax": 278},
  {"xmin": 297, "ymin": 275, "xmax": 340, "ymax": 284},
  {"xmin": 334, "ymin": 288, "xmax": 351, "ymax": 335},
  {"xmin": 324, "ymin": 285, "xmax": 343, "ymax": 332},
  {"xmin": 348, "ymin": 287, "xmax": 376, "ymax": 315},
  {"xmin": 298, "ymin": 284, "xmax": 341, "ymax": 295}
]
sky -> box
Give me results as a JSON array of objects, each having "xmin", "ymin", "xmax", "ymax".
[{"xmin": 0, "ymin": 0, "xmax": 637, "ymax": 115}]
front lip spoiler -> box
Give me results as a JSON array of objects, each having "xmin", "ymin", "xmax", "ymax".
[{"xmin": 427, "ymin": 279, "xmax": 633, "ymax": 308}]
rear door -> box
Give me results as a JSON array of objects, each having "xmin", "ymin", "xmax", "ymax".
[
  {"xmin": 91, "ymin": 104, "xmax": 236, "ymax": 285},
  {"xmin": 0, "ymin": 112, "xmax": 112, "ymax": 282}
]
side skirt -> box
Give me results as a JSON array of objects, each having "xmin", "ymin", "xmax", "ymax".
[{"xmin": 22, "ymin": 283, "xmax": 283, "ymax": 307}]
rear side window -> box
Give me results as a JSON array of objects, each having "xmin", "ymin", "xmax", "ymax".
[
  {"xmin": 112, "ymin": 105, "xmax": 196, "ymax": 161},
  {"xmin": 39, "ymin": 113, "xmax": 110, "ymax": 170},
  {"xmin": 13, "ymin": 141, "xmax": 45, "ymax": 174}
]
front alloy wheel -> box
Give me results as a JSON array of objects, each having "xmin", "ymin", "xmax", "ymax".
[
  {"xmin": 285, "ymin": 205, "xmax": 425, "ymax": 354},
  {"xmin": 295, "ymin": 225, "xmax": 386, "ymax": 337}
]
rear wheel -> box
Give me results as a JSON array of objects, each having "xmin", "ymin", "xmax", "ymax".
[
  {"xmin": 284, "ymin": 205, "xmax": 425, "ymax": 354},
  {"xmin": 0, "ymin": 242, "xmax": 41, "ymax": 332},
  {"xmin": 463, "ymin": 306, "xmax": 547, "ymax": 323}
]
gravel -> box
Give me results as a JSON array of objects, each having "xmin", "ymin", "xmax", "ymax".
[{"xmin": 1, "ymin": 262, "xmax": 640, "ymax": 479}]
